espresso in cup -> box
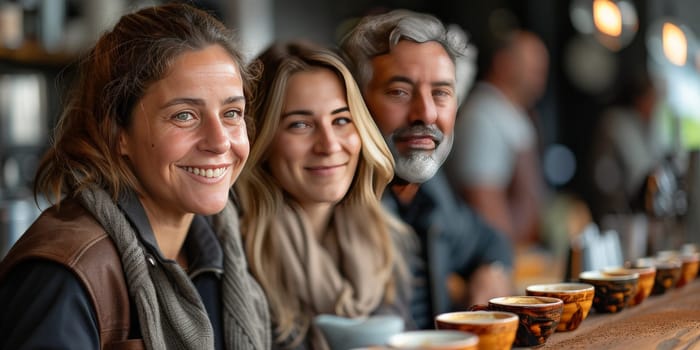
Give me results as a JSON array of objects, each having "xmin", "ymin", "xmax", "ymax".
[{"xmin": 435, "ymin": 311, "xmax": 518, "ymax": 350}]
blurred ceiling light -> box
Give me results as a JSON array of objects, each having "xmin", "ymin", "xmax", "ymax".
[
  {"xmin": 570, "ymin": 0, "xmax": 638, "ymax": 51},
  {"xmin": 663, "ymin": 22, "xmax": 687, "ymax": 66},
  {"xmin": 570, "ymin": 1, "xmax": 595, "ymax": 34},
  {"xmin": 647, "ymin": 18, "xmax": 696, "ymax": 68},
  {"xmin": 593, "ymin": 0, "xmax": 621, "ymax": 37}
]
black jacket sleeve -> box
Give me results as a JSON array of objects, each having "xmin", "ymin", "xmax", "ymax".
[{"xmin": 0, "ymin": 260, "xmax": 100, "ymax": 349}]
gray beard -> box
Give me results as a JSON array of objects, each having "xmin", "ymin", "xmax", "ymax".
[{"xmin": 387, "ymin": 133, "xmax": 454, "ymax": 184}]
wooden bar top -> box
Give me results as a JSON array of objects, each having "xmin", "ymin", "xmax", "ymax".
[{"xmin": 536, "ymin": 278, "xmax": 700, "ymax": 349}]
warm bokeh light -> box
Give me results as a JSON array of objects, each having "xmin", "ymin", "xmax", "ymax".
[
  {"xmin": 570, "ymin": 0, "xmax": 638, "ymax": 52},
  {"xmin": 593, "ymin": 0, "xmax": 622, "ymax": 37},
  {"xmin": 663, "ymin": 22, "xmax": 688, "ymax": 66}
]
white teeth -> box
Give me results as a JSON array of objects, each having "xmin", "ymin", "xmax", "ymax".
[{"xmin": 185, "ymin": 166, "xmax": 227, "ymax": 178}]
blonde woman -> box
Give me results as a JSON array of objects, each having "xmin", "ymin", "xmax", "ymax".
[{"xmin": 236, "ymin": 41, "xmax": 412, "ymax": 349}]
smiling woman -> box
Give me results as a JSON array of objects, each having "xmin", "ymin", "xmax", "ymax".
[
  {"xmin": 267, "ymin": 67, "xmax": 362, "ymax": 218},
  {"xmin": 236, "ymin": 41, "xmax": 413, "ymax": 349},
  {"xmin": 119, "ymin": 45, "xmax": 249, "ymax": 237},
  {"xmin": 0, "ymin": 4, "xmax": 269, "ymax": 350}
]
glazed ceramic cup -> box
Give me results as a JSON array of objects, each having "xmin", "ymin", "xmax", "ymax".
[
  {"xmin": 677, "ymin": 253, "xmax": 700, "ymax": 287},
  {"xmin": 386, "ymin": 330, "xmax": 479, "ymax": 350},
  {"xmin": 435, "ymin": 311, "xmax": 518, "ymax": 350},
  {"xmin": 313, "ymin": 315, "xmax": 404, "ymax": 350},
  {"xmin": 471, "ymin": 296, "xmax": 563, "ymax": 347},
  {"xmin": 681, "ymin": 243, "xmax": 698, "ymax": 255},
  {"xmin": 579, "ymin": 270, "xmax": 638, "ymax": 313},
  {"xmin": 525, "ymin": 282, "xmax": 594, "ymax": 331},
  {"xmin": 680, "ymin": 244, "xmax": 700, "ymax": 280},
  {"xmin": 605, "ymin": 266, "xmax": 656, "ymax": 306},
  {"xmin": 635, "ymin": 257, "xmax": 682, "ymax": 295}
]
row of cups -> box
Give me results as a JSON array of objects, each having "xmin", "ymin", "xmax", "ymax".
[
  {"xmin": 354, "ymin": 292, "xmax": 577, "ymax": 349},
  {"xmin": 592, "ymin": 248, "xmax": 700, "ymax": 314},
  {"xmin": 368, "ymin": 248, "xmax": 700, "ymax": 350},
  {"xmin": 337, "ymin": 246, "xmax": 700, "ymax": 350}
]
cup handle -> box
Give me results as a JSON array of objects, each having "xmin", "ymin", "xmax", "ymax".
[{"xmin": 468, "ymin": 304, "xmax": 489, "ymax": 311}]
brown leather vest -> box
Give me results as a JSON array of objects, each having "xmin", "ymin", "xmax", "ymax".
[{"xmin": 0, "ymin": 199, "xmax": 144, "ymax": 349}]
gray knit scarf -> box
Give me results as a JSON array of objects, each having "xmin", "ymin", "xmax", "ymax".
[{"xmin": 79, "ymin": 187, "xmax": 270, "ymax": 349}]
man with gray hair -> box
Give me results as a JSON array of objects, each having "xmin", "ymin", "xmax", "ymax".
[{"xmin": 340, "ymin": 9, "xmax": 514, "ymax": 329}]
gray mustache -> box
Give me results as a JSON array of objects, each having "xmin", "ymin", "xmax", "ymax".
[{"xmin": 393, "ymin": 125, "xmax": 444, "ymax": 143}]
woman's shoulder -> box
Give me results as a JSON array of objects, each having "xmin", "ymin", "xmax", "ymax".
[
  {"xmin": 0, "ymin": 197, "xmax": 132, "ymax": 345},
  {"xmin": 0, "ymin": 197, "xmax": 118, "ymax": 283},
  {"xmin": 3, "ymin": 199, "xmax": 110, "ymax": 263}
]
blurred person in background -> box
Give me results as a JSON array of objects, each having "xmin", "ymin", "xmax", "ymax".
[
  {"xmin": 445, "ymin": 29, "xmax": 549, "ymax": 247},
  {"xmin": 0, "ymin": 4, "xmax": 269, "ymax": 349},
  {"xmin": 341, "ymin": 9, "xmax": 513, "ymax": 329},
  {"xmin": 589, "ymin": 71, "xmax": 666, "ymax": 221},
  {"xmin": 236, "ymin": 41, "xmax": 412, "ymax": 349}
]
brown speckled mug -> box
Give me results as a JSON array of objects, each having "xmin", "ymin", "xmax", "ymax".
[
  {"xmin": 435, "ymin": 311, "xmax": 518, "ymax": 350},
  {"xmin": 606, "ymin": 266, "xmax": 656, "ymax": 306},
  {"xmin": 525, "ymin": 283, "xmax": 594, "ymax": 331},
  {"xmin": 579, "ymin": 270, "xmax": 638, "ymax": 313},
  {"xmin": 470, "ymin": 296, "xmax": 563, "ymax": 347}
]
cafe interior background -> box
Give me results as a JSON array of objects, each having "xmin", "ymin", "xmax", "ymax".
[{"xmin": 1, "ymin": 0, "xmax": 700, "ymax": 290}]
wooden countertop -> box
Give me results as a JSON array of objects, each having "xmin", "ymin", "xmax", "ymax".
[{"xmin": 536, "ymin": 278, "xmax": 700, "ymax": 349}]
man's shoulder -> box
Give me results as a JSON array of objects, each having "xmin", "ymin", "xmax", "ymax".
[
  {"xmin": 380, "ymin": 171, "xmax": 485, "ymax": 222},
  {"xmin": 421, "ymin": 172, "xmax": 460, "ymax": 209},
  {"xmin": 426, "ymin": 172, "xmax": 499, "ymax": 227}
]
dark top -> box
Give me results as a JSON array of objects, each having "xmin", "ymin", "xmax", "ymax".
[
  {"xmin": 393, "ymin": 186, "xmax": 435, "ymax": 329},
  {"xmin": 383, "ymin": 170, "xmax": 514, "ymax": 329},
  {"xmin": 0, "ymin": 193, "xmax": 225, "ymax": 349}
]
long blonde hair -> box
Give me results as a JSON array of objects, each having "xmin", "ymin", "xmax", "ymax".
[{"xmin": 235, "ymin": 41, "xmax": 403, "ymax": 344}]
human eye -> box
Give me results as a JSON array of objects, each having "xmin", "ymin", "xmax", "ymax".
[
  {"xmin": 223, "ymin": 109, "xmax": 244, "ymax": 125},
  {"xmin": 286, "ymin": 120, "xmax": 311, "ymax": 130},
  {"xmin": 172, "ymin": 111, "xmax": 195, "ymax": 123},
  {"xmin": 386, "ymin": 88, "xmax": 409, "ymax": 98},
  {"xmin": 224, "ymin": 109, "xmax": 242, "ymax": 119},
  {"xmin": 433, "ymin": 88, "xmax": 455, "ymax": 105},
  {"xmin": 333, "ymin": 116, "xmax": 353, "ymax": 126},
  {"xmin": 433, "ymin": 88, "xmax": 453, "ymax": 98}
]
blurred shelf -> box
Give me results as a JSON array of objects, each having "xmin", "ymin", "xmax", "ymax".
[{"xmin": 0, "ymin": 41, "xmax": 75, "ymax": 67}]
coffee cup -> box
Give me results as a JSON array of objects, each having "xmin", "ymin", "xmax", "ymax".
[
  {"xmin": 525, "ymin": 282, "xmax": 594, "ymax": 331},
  {"xmin": 635, "ymin": 257, "xmax": 682, "ymax": 295},
  {"xmin": 386, "ymin": 330, "xmax": 479, "ymax": 350},
  {"xmin": 579, "ymin": 270, "xmax": 638, "ymax": 313},
  {"xmin": 607, "ymin": 265, "xmax": 656, "ymax": 306},
  {"xmin": 435, "ymin": 311, "xmax": 518, "ymax": 350},
  {"xmin": 677, "ymin": 252, "xmax": 699, "ymax": 287},
  {"xmin": 314, "ymin": 314, "xmax": 404, "ymax": 350},
  {"xmin": 470, "ymin": 296, "xmax": 563, "ymax": 347}
]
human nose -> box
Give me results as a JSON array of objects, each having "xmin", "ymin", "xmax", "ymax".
[
  {"xmin": 199, "ymin": 116, "xmax": 230, "ymax": 153},
  {"xmin": 313, "ymin": 123, "xmax": 342, "ymax": 154},
  {"xmin": 409, "ymin": 90, "xmax": 438, "ymax": 125}
]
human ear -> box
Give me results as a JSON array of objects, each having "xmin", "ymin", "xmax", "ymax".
[{"xmin": 118, "ymin": 129, "xmax": 129, "ymax": 156}]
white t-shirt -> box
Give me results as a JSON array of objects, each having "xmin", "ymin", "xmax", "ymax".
[{"xmin": 446, "ymin": 82, "xmax": 536, "ymax": 188}]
